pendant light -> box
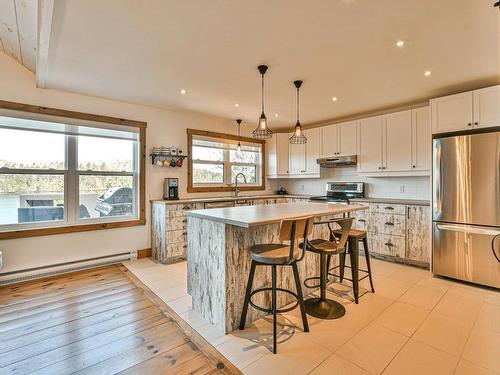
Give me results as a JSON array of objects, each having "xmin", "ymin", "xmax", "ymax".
[
  {"xmin": 289, "ymin": 80, "xmax": 307, "ymax": 144},
  {"xmin": 252, "ymin": 65, "xmax": 273, "ymax": 139},
  {"xmin": 236, "ymin": 119, "xmax": 242, "ymax": 152}
]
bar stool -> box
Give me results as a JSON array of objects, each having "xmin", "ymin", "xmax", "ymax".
[
  {"xmin": 301, "ymin": 218, "xmax": 353, "ymax": 319},
  {"xmin": 239, "ymin": 216, "xmax": 314, "ymax": 354},
  {"xmin": 328, "ymin": 229, "xmax": 375, "ymax": 299}
]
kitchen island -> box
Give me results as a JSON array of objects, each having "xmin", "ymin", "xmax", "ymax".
[{"xmin": 186, "ymin": 202, "xmax": 367, "ymax": 333}]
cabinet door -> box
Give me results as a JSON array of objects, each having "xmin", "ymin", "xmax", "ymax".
[
  {"xmin": 338, "ymin": 120, "xmax": 357, "ymax": 156},
  {"xmin": 304, "ymin": 128, "xmax": 320, "ymax": 175},
  {"xmin": 276, "ymin": 133, "xmax": 289, "ymax": 176},
  {"xmin": 288, "ymin": 133, "xmax": 306, "ymax": 174},
  {"xmin": 320, "ymin": 124, "xmax": 338, "ymax": 156},
  {"xmin": 412, "ymin": 106, "xmax": 431, "ymax": 171},
  {"xmin": 473, "ymin": 85, "xmax": 500, "ymax": 129},
  {"xmin": 431, "ymin": 91, "xmax": 473, "ymax": 133},
  {"xmin": 384, "ymin": 110, "xmax": 412, "ymax": 172},
  {"xmin": 406, "ymin": 205, "xmax": 431, "ymax": 264},
  {"xmin": 358, "ymin": 115, "xmax": 383, "ymax": 172},
  {"xmin": 266, "ymin": 134, "xmax": 277, "ymax": 177}
]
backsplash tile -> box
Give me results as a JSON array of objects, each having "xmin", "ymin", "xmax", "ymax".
[{"xmin": 270, "ymin": 166, "xmax": 430, "ymax": 200}]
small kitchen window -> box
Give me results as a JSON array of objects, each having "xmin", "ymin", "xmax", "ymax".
[
  {"xmin": 0, "ymin": 100, "xmax": 146, "ymax": 240},
  {"xmin": 187, "ymin": 129, "xmax": 265, "ymax": 192}
]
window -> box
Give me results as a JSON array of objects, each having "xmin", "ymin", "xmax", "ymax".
[
  {"xmin": 0, "ymin": 101, "xmax": 146, "ymax": 239},
  {"xmin": 187, "ymin": 129, "xmax": 265, "ymax": 192}
]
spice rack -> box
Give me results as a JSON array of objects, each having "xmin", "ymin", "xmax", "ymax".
[{"xmin": 150, "ymin": 147, "xmax": 187, "ymax": 168}]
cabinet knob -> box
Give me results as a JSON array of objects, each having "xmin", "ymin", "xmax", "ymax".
[
  {"xmin": 382, "ymin": 166, "xmax": 386, "ymax": 170},
  {"xmin": 467, "ymin": 123, "xmax": 472, "ymax": 127},
  {"xmin": 412, "ymin": 165, "xmax": 416, "ymax": 168},
  {"xmin": 384, "ymin": 242, "xmax": 394, "ymax": 247},
  {"xmin": 378, "ymin": 166, "xmax": 382, "ymax": 170},
  {"xmin": 474, "ymin": 122, "xmax": 478, "ymax": 126}
]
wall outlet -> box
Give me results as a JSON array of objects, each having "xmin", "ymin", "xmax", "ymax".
[
  {"xmin": 399, "ymin": 185, "xmax": 406, "ymax": 193},
  {"xmin": 299, "ymin": 184, "xmax": 305, "ymax": 191}
]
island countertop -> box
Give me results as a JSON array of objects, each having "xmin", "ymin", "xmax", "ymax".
[{"xmin": 185, "ymin": 202, "xmax": 367, "ymax": 228}]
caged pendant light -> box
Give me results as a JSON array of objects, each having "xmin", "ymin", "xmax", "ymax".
[
  {"xmin": 252, "ymin": 65, "xmax": 273, "ymax": 139},
  {"xmin": 236, "ymin": 119, "xmax": 242, "ymax": 152},
  {"xmin": 289, "ymin": 80, "xmax": 307, "ymax": 144}
]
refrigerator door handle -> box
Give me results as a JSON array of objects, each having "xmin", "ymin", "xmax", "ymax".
[
  {"xmin": 436, "ymin": 223, "xmax": 500, "ymax": 236},
  {"xmin": 433, "ymin": 141, "xmax": 442, "ymax": 218}
]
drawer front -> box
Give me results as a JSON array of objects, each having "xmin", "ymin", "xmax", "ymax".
[
  {"xmin": 352, "ymin": 216, "xmax": 369, "ymax": 231},
  {"xmin": 166, "ymin": 216, "xmax": 187, "ymax": 231},
  {"xmin": 371, "ymin": 213, "xmax": 405, "ymax": 236},
  {"xmin": 350, "ymin": 203, "xmax": 369, "ymax": 218},
  {"xmin": 370, "ymin": 234, "xmax": 405, "ymax": 258},
  {"xmin": 166, "ymin": 203, "xmax": 196, "ymax": 218},
  {"xmin": 370, "ymin": 203, "xmax": 405, "ymax": 216},
  {"xmin": 166, "ymin": 229, "xmax": 187, "ymax": 243},
  {"xmin": 167, "ymin": 242, "xmax": 187, "ymax": 258}
]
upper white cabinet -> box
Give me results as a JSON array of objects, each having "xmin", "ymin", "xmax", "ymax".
[
  {"xmin": 266, "ymin": 133, "xmax": 289, "ymax": 178},
  {"xmin": 304, "ymin": 128, "xmax": 321, "ymax": 175},
  {"xmin": 358, "ymin": 108, "xmax": 430, "ymax": 175},
  {"xmin": 321, "ymin": 120, "xmax": 357, "ymax": 157},
  {"xmin": 473, "ymin": 85, "xmax": 500, "ymax": 129},
  {"xmin": 357, "ymin": 115, "xmax": 384, "ymax": 173},
  {"xmin": 412, "ymin": 106, "xmax": 431, "ymax": 171},
  {"xmin": 384, "ymin": 110, "xmax": 413, "ymax": 172},
  {"xmin": 431, "ymin": 85, "xmax": 500, "ymax": 134},
  {"xmin": 276, "ymin": 133, "xmax": 289, "ymax": 176},
  {"xmin": 289, "ymin": 133, "xmax": 306, "ymax": 175},
  {"xmin": 266, "ymin": 129, "xmax": 320, "ymax": 178}
]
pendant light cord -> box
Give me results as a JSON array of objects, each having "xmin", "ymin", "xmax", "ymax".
[
  {"xmin": 261, "ymin": 73, "xmax": 265, "ymax": 114},
  {"xmin": 296, "ymin": 85, "xmax": 300, "ymax": 124}
]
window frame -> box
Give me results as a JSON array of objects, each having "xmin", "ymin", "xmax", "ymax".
[
  {"xmin": 187, "ymin": 129, "xmax": 266, "ymax": 193},
  {"xmin": 0, "ymin": 100, "xmax": 146, "ymax": 240}
]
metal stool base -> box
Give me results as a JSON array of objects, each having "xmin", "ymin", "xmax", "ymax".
[{"xmin": 304, "ymin": 297, "xmax": 346, "ymax": 319}]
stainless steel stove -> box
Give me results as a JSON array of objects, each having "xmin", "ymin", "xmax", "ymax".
[{"xmin": 309, "ymin": 182, "xmax": 364, "ymax": 204}]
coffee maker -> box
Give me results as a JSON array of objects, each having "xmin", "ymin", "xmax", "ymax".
[{"xmin": 163, "ymin": 178, "xmax": 179, "ymax": 200}]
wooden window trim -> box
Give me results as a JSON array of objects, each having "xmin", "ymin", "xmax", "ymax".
[
  {"xmin": 187, "ymin": 128, "xmax": 266, "ymax": 193},
  {"xmin": 0, "ymin": 100, "xmax": 147, "ymax": 240}
]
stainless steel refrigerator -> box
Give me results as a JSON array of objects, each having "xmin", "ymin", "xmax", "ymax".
[{"xmin": 432, "ymin": 130, "xmax": 500, "ymax": 289}]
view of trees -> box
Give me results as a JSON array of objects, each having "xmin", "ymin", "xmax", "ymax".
[{"xmin": 0, "ymin": 160, "xmax": 132, "ymax": 194}]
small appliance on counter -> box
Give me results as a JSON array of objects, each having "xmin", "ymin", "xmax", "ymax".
[
  {"xmin": 309, "ymin": 182, "xmax": 364, "ymax": 204},
  {"xmin": 276, "ymin": 187, "xmax": 289, "ymax": 195},
  {"xmin": 163, "ymin": 178, "xmax": 179, "ymax": 200}
]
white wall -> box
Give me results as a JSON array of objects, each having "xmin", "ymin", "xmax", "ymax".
[
  {"xmin": 0, "ymin": 53, "xmax": 273, "ymax": 273},
  {"xmin": 275, "ymin": 167, "xmax": 430, "ymax": 200}
]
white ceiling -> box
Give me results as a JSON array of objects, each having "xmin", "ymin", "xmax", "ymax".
[
  {"xmin": 43, "ymin": 0, "xmax": 500, "ymax": 129},
  {"xmin": 0, "ymin": 0, "xmax": 37, "ymax": 72}
]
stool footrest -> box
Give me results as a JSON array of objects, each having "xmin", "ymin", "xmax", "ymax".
[
  {"xmin": 303, "ymin": 276, "xmax": 322, "ymax": 289},
  {"xmin": 249, "ymin": 287, "xmax": 299, "ymax": 314}
]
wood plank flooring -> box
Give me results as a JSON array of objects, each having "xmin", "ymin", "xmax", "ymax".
[{"xmin": 0, "ymin": 265, "xmax": 236, "ymax": 374}]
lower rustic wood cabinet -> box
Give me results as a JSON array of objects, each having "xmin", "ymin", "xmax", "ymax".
[
  {"xmin": 152, "ymin": 197, "xmax": 310, "ymax": 263},
  {"xmin": 152, "ymin": 198, "xmax": 430, "ymax": 266},
  {"xmin": 350, "ymin": 202, "xmax": 431, "ymax": 267}
]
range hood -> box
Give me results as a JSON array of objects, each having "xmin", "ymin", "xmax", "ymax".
[{"xmin": 317, "ymin": 155, "xmax": 357, "ymax": 167}]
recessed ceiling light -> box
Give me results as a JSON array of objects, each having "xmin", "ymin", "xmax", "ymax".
[
  {"xmin": 395, "ymin": 40, "xmax": 406, "ymax": 48},
  {"xmin": 180, "ymin": 89, "xmax": 187, "ymax": 95},
  {"xmin": 424, "ymin": 70, "xmax": 431, "ymax": 76},
  {"xmin": 332, "ymin": 97, "xmax": 338, "ymax": 102},
  {"xmin": 234, "ymin": 103, "xmax": 240, "ymax": 107},
  {"xmin": 274, "ymin": 113, "xmax": 280, "ymax": 118}
]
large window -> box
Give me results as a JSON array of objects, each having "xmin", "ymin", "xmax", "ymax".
[
  {"xmin": 0, "ymin": 101, "xmax": 146, "ymax": 239},
  {"xmin": 187, "ymin": 129, "xmax": 265, "ymax": 192}
]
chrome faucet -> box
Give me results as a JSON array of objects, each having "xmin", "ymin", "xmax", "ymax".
[{"xmin": 234, "ymin": 173, "xmax": 247, "ymax": 197}]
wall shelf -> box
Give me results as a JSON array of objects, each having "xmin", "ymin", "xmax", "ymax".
[{"xmin": 150, "ymin": 153, "xmax": 187, "ymax": 167}]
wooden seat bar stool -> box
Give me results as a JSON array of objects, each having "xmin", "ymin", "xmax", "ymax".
[
  {"xmin": 239, "ymin": 216, "xmax": 314, "ymax": 354},
  {"xmin": 328, "ymin": 228, "xmax": 375, "ymax": 302},
  {"xmin": 301, "ymin": 218, "xmax": 353, "ymax": 319}
]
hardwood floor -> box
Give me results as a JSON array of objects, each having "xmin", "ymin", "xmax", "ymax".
[{"xmin": 0, "ymin": 265, "xmax": 236, "ymax": 374}]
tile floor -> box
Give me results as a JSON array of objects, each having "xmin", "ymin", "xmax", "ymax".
[{"xmin": 124, "ymin": 257, "xmax": 500, "ymax": 375}]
